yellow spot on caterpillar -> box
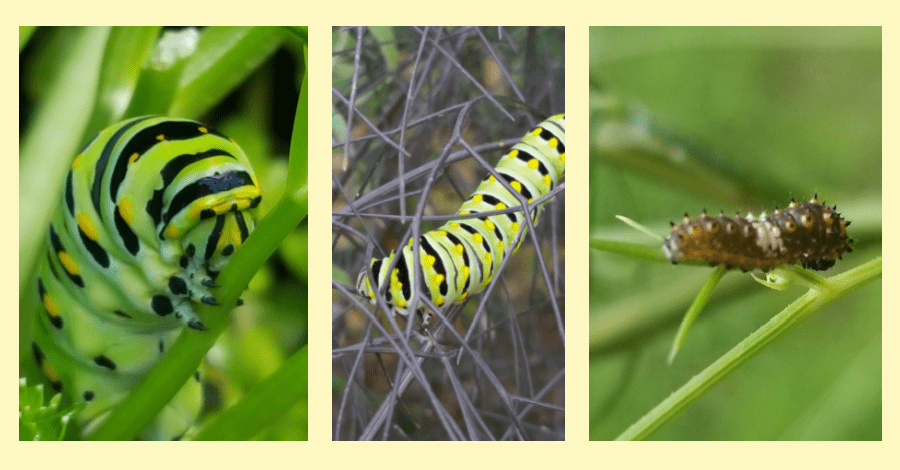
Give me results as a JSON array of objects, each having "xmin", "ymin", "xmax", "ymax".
[
  {"xmin": 396, "ymin": 298, "xmax": 407, "ymax": 308},
  {"xmin": 58, "ymin": 251, "xmax": 79, "ymax": 276},
  {"xmin": 165, "ymin": 225, "xmax": 181, "ymax": 239},
  {"xmin": 72, "ymin": 154, "xmax": 83, "ymax": 169},
  {"xmin": 118, "ymin": 198, "xmax": 134, "ymax": 224},
  {"xmin": 77, "ymin": 213, "xmax": 99, "ymax": 241},
  {"xmin": 511, "ymin": 181, "xmax": 522, "ymax": 192},
  {"xmin": 210, "ymin": 202, "xmax": 232, "ymax": 214},
  {"xmin": 423, "ymin": 254, "xmax": 436, "ymax": 269},
  {"xmin": 509, "ymin": 149, "xmax": 519, "ymax": 159},
  {"xmin": 228, "ymin": 222, "xmax": 242, "ymax": 246},
  {"xmin": 199, "ymin": 126, "xmax": 208, "ymax": 133},
  {"xmin": 485, "ymin": 219, "xmax": 495, "ymax": 231},
  {"xmin": 39, "ymin": 358, "xmax": 60, "ymax": 384},
  {"xmin": 42, "ymin": 293, "xmax": 59, "ymax": 317},
  {"xmin": 473, "ymin": 233, "xmax": 483, "ymax": 243},
  {"xmin": 156, "ymin": 134, "xmax": 165, "ymax": 141},
  {"xmin": 473, "ymin": 194, "xmax": 483, "ymax": 204},
  {"xmin": 529, "ymin": 159, "xmax": 539, "ymax": 169},
  {"xmin": 488, "ymin": 175, "xmax": 496, "ymax": 183},
  {"xmin": 495, "ymin": 202, "xmax": 506, "ymax": 210},
  {"xmin": 454, "ymin": 243, "xmax": 464, "ymax": 254},
  {"xmin": 543, "ymin": 175, "xmax": 551, "ymax": 187},
  {"xmin": 364, "ymin": 278, "xmax": 375, "ymax": 298},
  {"xmin": 560, "ymin": 152, "xmax": 565, "ymax": 165},
  {"xmin": 391, "ymin": 268, "xmax": 403, "ymax": 292},
  {"xmin": 129, "ymin": 152, "xmax": 140, "ymax": 164},
  {"xmin": 511, "ymin": 222, "xmax": 520, "ymax": 233}
]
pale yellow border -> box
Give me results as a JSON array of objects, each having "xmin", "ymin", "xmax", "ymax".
[{"xmin": 7, "ymin": 4, "xmax": 894, "ymax": 469}]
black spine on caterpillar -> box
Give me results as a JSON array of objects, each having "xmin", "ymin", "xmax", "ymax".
[{"xmin": 663, "ymin": 195, "xmax": 851, "ymax": 272}]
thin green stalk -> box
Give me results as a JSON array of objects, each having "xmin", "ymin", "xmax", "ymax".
[
  {"xmin": 667, "ymin": 265, "xmax": 726, "ymax": 364},
  {"xmin": 589, "ymin": 238, "xmax": 666, "ymax": 263},
  {"xmin": 170, "ymin": 27, "xmax": 286, "ymax": 118},
  {"xmin": 615, "ymin": 256, "xmax": 882, "ymax": 440},
  {"xmin": 20, "ymin": 27, "xmax": 109, "ymax": 299},
  {"xmin": 194, "ymin": 346, "xmax": 308, "ymax": 441},
  {"xmin": 287, "ymin": 42, "xmax": 308, "ymax": 194}
]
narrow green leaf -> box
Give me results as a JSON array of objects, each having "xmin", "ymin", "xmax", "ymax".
[
  {"xmin": 287, "ymin": 44, "xmax": 308, "ymax": 195},
  {"xmin": 86, "ymin": 27, "xmax": 161, "ymax": 135},
  {"xmin": 19, "ymin": 26, "xmax": 37, "ymax": 52},
  {"xmin": 19, "ymin": 27, "xmax": 109, "ymax": 299},
  {"xmin": 194, "ymin": 347, "xmax": 308, "ymax": 440},
  {"xmin": 170, "ymin": 27, "xmax": 286, "ymax": 118},
  {"xmin": 123, "ymin": 27, "xmax": 197, "ymax": 118},
  {"xmin": 667, "ymin": 265, "xmax": 727, "ymax": 364}
]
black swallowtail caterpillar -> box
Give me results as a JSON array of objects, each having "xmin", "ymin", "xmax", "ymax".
[
  {"xmin": 663, "ymin": 195, "xmax": 851, "ymax": 272},
  {"xmin": 30, "ymin": 116, "xmax": 262, "ymax": 440},
  {"xmin": 356, "ymin": 113, "xmax": 565, "ymax": 320}
]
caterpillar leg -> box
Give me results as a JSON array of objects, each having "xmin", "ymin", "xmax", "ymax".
[{"xmin": 31, "ymin": 338, "xmax": 203, "ymax": 440}]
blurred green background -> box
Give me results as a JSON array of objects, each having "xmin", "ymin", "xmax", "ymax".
[{"xmin": 589, "ymin": 27, "xmax": 881, "ymax": 440}]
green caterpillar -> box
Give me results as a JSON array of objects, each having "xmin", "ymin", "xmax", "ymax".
[
  {"xmin": 356, "ymin": 113, "xmax": 565, "ymax": 320},
  {"xmin": 30, "ymin": 116, "xmax": 262, "ymax": 440}
]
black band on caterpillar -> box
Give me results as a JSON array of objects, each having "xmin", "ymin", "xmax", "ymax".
[
  {"xmin": 32, "ymin": 116, "xmax": 262, "ymax": 440},
  {"xmin": 356, "ymin": 114, "xmax": 565, "ymax": 317},
  {"xmin": 663, "ymin": 195, "xmax": 851, "ymax": 272}
]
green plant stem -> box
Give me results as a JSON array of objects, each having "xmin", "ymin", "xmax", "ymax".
[
  {"xmin": 615, "ymin": 256, "xmax": 881, "ymax": 440},
  {"xmin": 88, "ymin": 27, "xmax": 160, "ymax": 133},
  {"xmin": 169, "ymin": 27, "xmax": 286, "ymax": 118},
  {"xmin": 589, "ymin": 238, "xmax": 666, "ymax": 263},
  {"xmin": 667, "ymin": 265, "xmax": 726, "ymax": 364},
  {"xmin": 287, "ymin": 42, "xmax": 308, "ymax": 194},
  {"xmin": 193, "ymin": 346, "xmax": 308, "ymax": 441},
  {"xmin": 20, "ymin": 27, "xmax": 109, "ymax": 300}
]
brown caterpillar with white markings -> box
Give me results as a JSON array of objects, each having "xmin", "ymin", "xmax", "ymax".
[{"xmin": 663, "ymin": 195, "xmax": 851, "ymax": 272}]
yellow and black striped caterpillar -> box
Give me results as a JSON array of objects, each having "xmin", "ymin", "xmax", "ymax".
[
  {"xmin": 30, "ymin": 116, "xmax": 262, "ymax": 440},
  {"xmin": 356, "ymin": 113, "xmax": 565, "ymax": 320}
]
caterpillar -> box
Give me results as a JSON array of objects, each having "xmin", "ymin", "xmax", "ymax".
[
  {"xmin": 662, "ymin": 195, "xmax": 851, "ymax": 272},
  {"xmin": 356, "ymin": 113, "xmax": 565, "ymax": 320},
  {"xmin": 30, "ymin": 116, "xmax": 262, "ymax": 440}
]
